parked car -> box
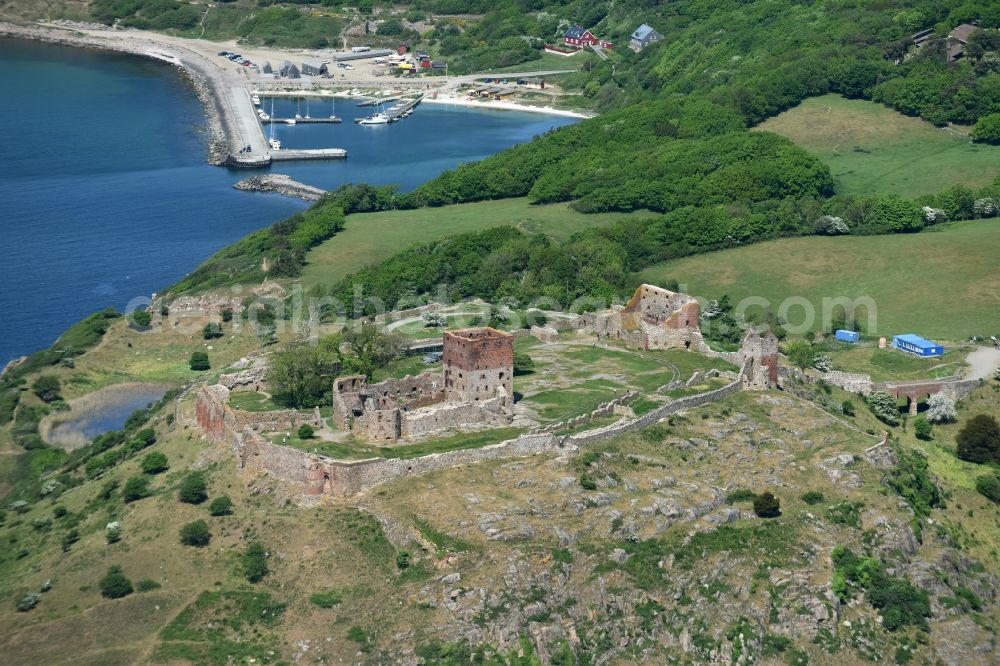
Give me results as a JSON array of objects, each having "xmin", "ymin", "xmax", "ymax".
[{"xmin": 218, "ymin": 51, "xmax": 231, "ymax": 57}]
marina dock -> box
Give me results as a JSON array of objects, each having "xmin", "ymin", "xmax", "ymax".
[
  {"xmin": 262, "ymin": 117, "xmax": 342, "ymax": 124},
  {"xmin": 269, "ymin": 148, "xmax": 348, "ymax": 162}
]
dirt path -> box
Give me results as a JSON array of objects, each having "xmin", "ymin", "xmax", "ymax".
[{"xmin": 965, "ymin": 346, "xmax": 1000, "ymax": 380}]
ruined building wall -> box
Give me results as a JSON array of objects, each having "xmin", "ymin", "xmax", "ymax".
[
  {"xmin": 737, "ymin": 330, "xmax": 780, "ymax": 390},
  {"xmin": 589, "ymin": 284, "xmax": 701, "ymax": 351},
  {"xmin": 443, "ymin": 327, "xmax": 514, "ymax": 406}
]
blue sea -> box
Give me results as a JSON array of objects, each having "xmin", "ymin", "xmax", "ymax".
[{"xmin": 0, "ymin": 38, "xmax": 575, "ymax": 365}]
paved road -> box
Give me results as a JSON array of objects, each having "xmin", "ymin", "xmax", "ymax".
[{"xmin": 965, "ymin": 346, "xmax": 1000, "ymax": 380}]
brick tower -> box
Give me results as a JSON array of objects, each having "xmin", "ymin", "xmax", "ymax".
[{"xmin": 443, "ymin": 327, "xmax": 514, "ymax": 406}]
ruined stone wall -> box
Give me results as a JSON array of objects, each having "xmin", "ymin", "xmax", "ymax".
[
  {"xmin": 823, "ymin": 371, "xmax": 874, "ymax": 394},
  {"xmin": 588, "ymin": 285, "xmax": 701, "ymax": 351},
  {"xmin": 331, "ymin": 372, "xmax": 443, "ymax": 434},
  {"xmin": 401, "ymin": 396, "xmax": 510, "ymax": 438},
  {"xmin": 737, "ymin": 331, "xmax": 779, "ymax": 390},
  {"xmin": 196, "ymin": 385, "xmax": 231, "ymax": 441},
  {"xmin": 219, "ymin": 364, "xmax": 268, "ymax": 392},
  {"xmin": 443, "ymin": 328, "xmax": 514, "ymax": 406}
]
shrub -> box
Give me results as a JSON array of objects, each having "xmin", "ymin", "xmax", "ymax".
[
  {"xmin": 867, "ymin": 391, "xmax": 900, "ymax": 426},
  {"xmin": 32, "ymin": 375, "xmax": 62, "ymax": 403},
  {"xmin": 813, "ymin": 355, "xmax": 832, "ymax": 372},
  {"xmin": 579, "ymin": 474, "xmax": 597, "ymax": 491},
  {"xmin": 971, "ymin": 113, "xmax": 1000, "ymax": 144},
  {"xmin": 975, "ymin": 475, "xmax": 1000, "ymax": 504},
  {"xmin": 140, "ymin": 451, "xmax": 169, "ymax": 475},
  {"xmin": 956, "ymin": 414, "xmax": 1000, "ymax": 464},
  {"xmin": 160, "ymin": 303, "xmax": 169, "ymax": 317},
  {"xmin": 209, "ymin": 495, "xmax": 233, "ymax": 516},
  {"xmin": 913, "ymin": 417, "xmax": 932, "ymax": 441},
  {"xmin": 396, "ymin": 550, "xmax": 411, "ymax": 570},
  {"xmin": 61, "ymin": 529, "xmax": 80, "ymax": 552},
  {"xmin": 179, "ymin": 520, "xmax": 211, "ymax": 547},
  {"xmin": 841, "ymin": 400, "xmax": 855, "ymax": 416},
  {"xmin": 122, "ymin": 476, "xmax": 151, "ymax": 503},
  {"xmin": 310, "ymin": 590, "xmax": 342, "ymax": 608},
  {"xmin": 202, "ymin": 323, "xmax": 223, "ymax": 340},
  {"xmin": 99, "ymin": 566, "xmax": 134, "ymax": 599},
  {"xmin": 131, "ymin": 309, "xmax": 151, "ymax": 327},
  {"xmin": 827, "ymin": 501, "xmax": 864, "ymax": 527},
  {"xmin": 753, "ymin": 492, "xmax": 781, "ymax": 518},
  {"xmin": 53, "ymin": 505, "xmax": 68, "ymax": 518},
  {"xmin": 297, "ymin": 423, "xmax": 315, "ymax": 440},
  {"xmin": 242, "ymin": 542, "xmax": 269, "ymax": 582},
  {"xmin": 106, "ymin": 522, "xmax": 122, "ymax": 544},
  {"xmin": 178, "ymin": 472, "xmax": 208, "ymax": 504},
  {"xmin": 189, "ymin": 351, "xmax": 210, "ymax": 371},
  {"xmin": 726, "ymin": 489, "xmax": 757, "ymax": 503},
  {"xmin": 17, "ymin": 593, "xmax": 39, "ymax": 612},
  {"xmin": 136, "ymin": 579, "xmax": 161, "ymax": 592},
  {"xmin": 926, "ymin": 393, "xmax": 956, "ymax": 424},
  {"xmin": 887, "ymin": 445, "xmax": 942, "ymax": 519},
  {"xmin": 221, "ymin": 308, "xmax": 233, "ymax": 322},
  {"xmin": 801, "ymin": 491, "xmax": 825, "ymax": 505},
  {"xmin": 513, "ymin": 352, "xmax": 534, "ymax": 375},
  {"xmin": 421, "ymin": 311, "xmax": 446, "ymax": 327}
]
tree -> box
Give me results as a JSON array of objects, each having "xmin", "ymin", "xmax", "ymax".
[
  {"xmin": 339, "ymin": 325, "xmax": 405, "ymax": 379},
  {"xmin": 267, "ymin": 343, "xmax": 340, "ymax": 409},
  {"xmin": 976, "ymin": 474, "xmax": 1000, "ymax": 503},
  {"xmin": 298, "ymin": 423, "xmax": 315, "ymax": 440},
  {"xmin": 189, "ymin": 351, "xmax": 210, "ymax": 371},
  {"xmin": 32, "ymin": 375, "xmax": 62, "ymax": 403},
  {"xmin": 867, "ymin": 391, "xmax": 900, "ymax": 426},
  {"xmin": 202, "ymin": 323, "xmax": 223, "ymax": 340},
  {"xmin": 785, "ymin": 340, "xmax": 814, "ymax": 370},
  {"xmin": 241, "ymin": 542, "xmax": 269, "ymax": 582},
  {"xmin": 913, "ymin": 417, "xmax": 932, "ymax": 441},
  {"xmin": 99, "ymin": 566, "xmax": 134, "ymax": 598},
  {"xmin": 221, "ymin": 307, "xmax": 233, "ymax": 322},
  {"xmin": 131, "ymin": 309, "xmax": 151, "ymax": 327},
  {"xmin": 926, "ymin": 392, "xmax": 956, "ymax": 423},
  {"xmin": 209, "ymin": 496, "xmax": 234, "ymax": 516},
  {"xmin": 513, "ymin": 352, "xmax": 534, "ymax": 376},
  {"xmin": 753, "ymin": 491, "xmax": 781, "ymax": 518},
  {"xmin": 422, "ymin": 311, "xmax": 446, "ymax": 327},
  {"xmin": 971, "ymin": 113, "xmax": 1000, "ymax": 144},
  {"xmin": 866, "ymin": 195, "xmax": 923, "ymax": 233},
  {"xmin": 179, "ymin": 520, "xmax": 211, "ymax": 547},
  {"xmin": 841, "ymin": 400, "xmax": 855, "ymax": 416},
  {"xmin": 178, "ymin": 472, "xmax": 208, "ymax": 504},
  {"xmin": 140, "ymin": 451, "xmax": 169, "ymax": 475},
  {"xmin": 122, "ymin": 476, "xmax": 150, "ymax": 503},
  {"xmin": 956, "ymin": 414, "xmax": 1000, "ymax": 464}
]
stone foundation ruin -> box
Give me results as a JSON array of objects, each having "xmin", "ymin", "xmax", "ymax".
[{"xmin": 581, "ymin": 284, "xmax": 703, "ymax": 351}]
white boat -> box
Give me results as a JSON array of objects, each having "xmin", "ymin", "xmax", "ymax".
[
  {"xmin": 252, "ymin": 94, "xmax": 261, "ymax": 105},
  {"xmin": 304, "ymin": 98, "xmax": 311, "ymax": 120},
  {"xmin": 358, "ymin": 113, "xmax": 389, "ymax": 125},
  {"xmin": 260, "ymin": 113, "xmax": 270, "ymax": 120},
  {"xmin": 269, "ymin": 137, "xmax": 281, "ymax": 150},
  {"xmin": 286, "ymin": 118, "xmax": 297, "ymax": 125}
]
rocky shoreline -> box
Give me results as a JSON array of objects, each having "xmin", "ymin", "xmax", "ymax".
[
  {"xmin": 233, "ymin": 174, "xmax": 326, "ymax": 202},
  {"xmin": 0, "ymin": 20, "xmax": 229, "ymax": 165}
]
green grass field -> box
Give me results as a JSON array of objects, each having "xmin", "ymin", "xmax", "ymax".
[
  {"xmin": 300, "ymin": 198, "xmax": 648, "ymax": 288},
  {"xmin": 483, "ymin": 50, "xmax": 590, "ymax": 73},
  {"xmin": 639, "ymin": 219, "xmax": 1000, "ymax": 340},
  {"xmin": 756, "ymin": 94, "xmax": 1000, "ymax": 198}
]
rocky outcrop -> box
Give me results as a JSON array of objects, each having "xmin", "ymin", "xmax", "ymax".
[{"xmin": 233, "ymin": 175, "xmax": 326, "ymax": 202}]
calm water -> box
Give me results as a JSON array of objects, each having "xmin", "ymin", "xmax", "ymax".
[{"xmin": 0, "ymin": 39, "xmax": 574, "ymax": 365}]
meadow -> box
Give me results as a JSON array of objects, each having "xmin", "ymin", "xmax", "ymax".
[
  {"xmin": 300, "ymin": 198, "xmax": 649, "ymax": 288},
  {"xmin": 756, "ymin": 94, "xmax": 1000, "ymax": 198},
  {"xmin": 639, "ymin": 219, "xmax": 1000, "ymax": 340}
]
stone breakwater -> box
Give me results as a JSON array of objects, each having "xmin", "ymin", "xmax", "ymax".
[
  {"xmin": 0, "ymin": 21, "xmax": 229, "ymax": 164},
  {"xmin": 233, "ymin": 175, "xmax": 327, "ymax": 202}
]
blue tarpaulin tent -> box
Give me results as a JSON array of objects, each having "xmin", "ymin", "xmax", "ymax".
[
  {"xmin": 892, "ymin": 334, "xmax": 943, "ymax": 357},
  {"xmin": 835, "ymin": 330, "xmax": 860, "ymax": 343}
]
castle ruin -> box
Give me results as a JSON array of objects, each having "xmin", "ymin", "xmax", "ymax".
[
  {"xmin": 332, "ymin": 327, "xmax": 515, "ymax": 442},
  {"xmin": 585, "ymin": 284, "xmax": 702, "ymax": 351}
]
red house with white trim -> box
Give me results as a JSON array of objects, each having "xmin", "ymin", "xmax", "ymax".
[{"xmin": 564, "ymin": 25, "xmax": 612, "ymax": 49}]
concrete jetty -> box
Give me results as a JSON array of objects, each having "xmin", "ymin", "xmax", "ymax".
[{"xmin": 269, "ymin": 148, "xmax": 348, "ymax": 161}]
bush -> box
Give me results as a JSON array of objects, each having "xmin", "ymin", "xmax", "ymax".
[
  {"xmin": 122, "ymin": 476, "xmax": 151, "ymax": 503},
  {"xmin": 926, "ymin": 393, "xmax": 956, "ymax": 424},
  {"xmin": 16, "ymin": 592, "xmax": 39, "ymax": 612},
  {"xmin": 209, "ymin": 495, "xmax": 233, "ymax": 516},
  {"xmin": 140, "ymin": 451, "xmax": 169, "ymax": 475},
  {"xmin": 867, "ymin": 391, "xmax": 900, "ymax": 426},
  {"xmin": 99, "ymin": 566, "xmax": 134, "ymax": 599},
  {"xmin": 801, "ymin": 491, "xmax": 825, "ymax": 505},
  {"xmin": 971, "ymin": 113, "xmax": 1000, "ymax": 144},
  {"xmin": 179, "ymin": 520, "xmax": 211, "ymax": 547},
  {"xmin": 310, "ymin": 590, "xmax": 342, "ymax": 608},
  {"xmin": 136, "ymin": 579, "xmax": 161, "ymax": 592},
  {"xmin": 579, "ymin": 474, "xmax": 597, "ymax": 491},
  {"xmin": 131, "ymin": 309, "xmax": 151, "ymax": 327},
  {"xmin": 726, "ymin": 489, "xmax": 757, "ymax": 503},
  {"xmin": 913, "ymin": 417, "xmax": 932, "ymax": 441},
  {"xmin": 297, "ymin": 424, "xmax": 315, "ymax": 440},
  {"xmin": 242, "ymin": 542, "xmax": 269, "ymax": 582},
  {"xmin": 841, "ymin": 400, "xmax": 855, "ymax": 416},
  {"xmin": 827, "ymin": 501, "xmax": 864, "ymax": 527},
  {"xmin": 202, "ymin": 323, "xmax": 223, "ymax": 340},
  {"xmin": 178, "ymin": 472, "xmax": 208, "ymax": 504},
  {"xmin": 106, "ymin": 522, "xmax": 122, "ymax": 544},
  {"xmin": 513, "ymin": 352, "xmax": 534, "ymax": 376},
  {"xmin": 975, "ymin": 474, "xmax": 1000, "ymax": 504},
  {"xmin": 956, "ymin": 414, "xmax": 1000, "ymax": 464},
  {"xmin": 61, "ymin": 529, "xmax": 80, "ymax": 552},
  {"xmin": 753, "ymin": 492, "xmax": 781, "ymax": 518},
  {"xmin": 887, "ymin": 445, "xmax": 942, "ymax": 520},
  {"xmin": 53, "ymin": 505, "xmax": 68, "ymax": 518},
  {"xmin": 396, "ymin": 550, "xmax": 411, "ymax": 570},
  {"xmin": 189, "ymin": 351, "xmax": 210, "ymax": 371},
  {"xmin": 32, "ymin": 375, "xmax": 62, "ymax": 403},
  {"xmin": 221, "ymin": 308, "xmax": 233, "ymax": 322}
]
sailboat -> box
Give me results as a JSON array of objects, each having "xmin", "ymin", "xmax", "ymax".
[
  {"xmin": 304, "ymin": 97, "xmax": 311, "ymax": 120},
  {"xmin": 330, "ymin": 96, "xmax": 336, "ymax": 119},
  {"xmin": 295, "ymin": 97, "xmax": 302, "ymax": 120},
  {"xmin": 268, "ymin": 99, "xmax": 281, "ymax": 150}
]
